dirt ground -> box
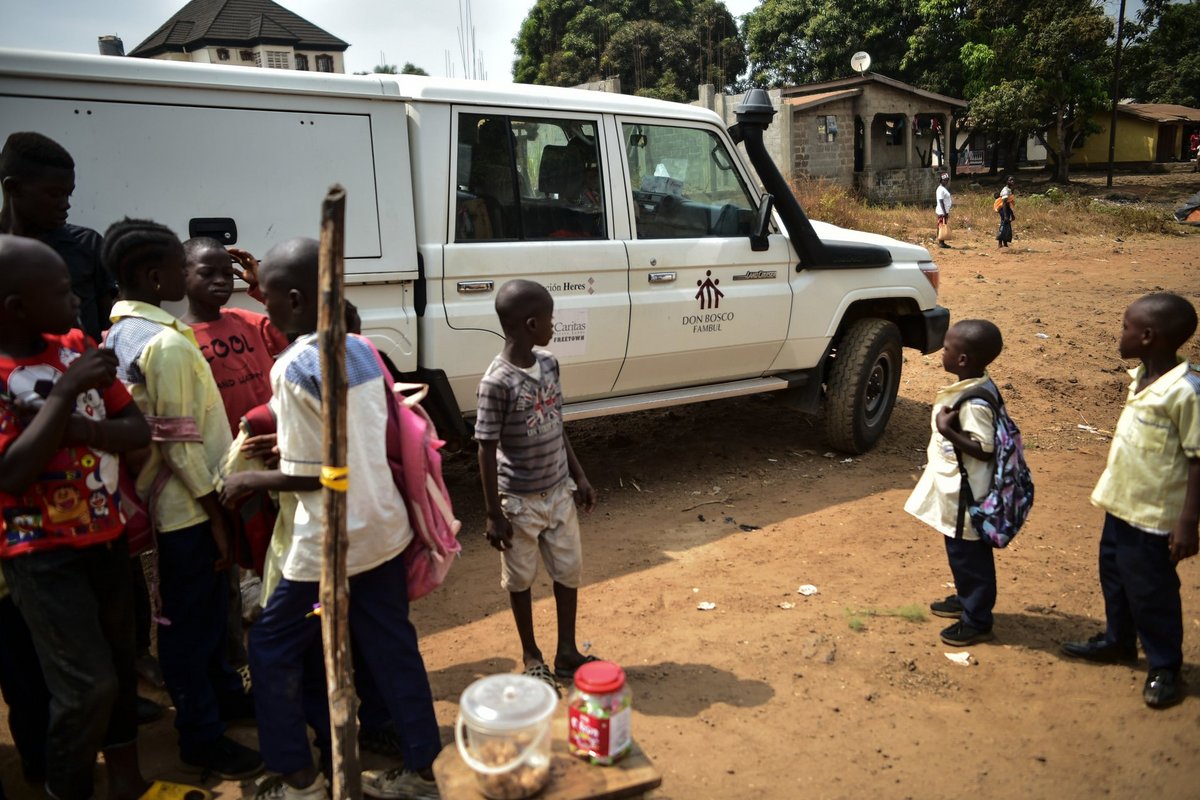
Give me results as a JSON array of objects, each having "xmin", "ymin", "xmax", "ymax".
[{"xmin": 4, "ymin": 213, "xmax": 1200, "ymax": 799}]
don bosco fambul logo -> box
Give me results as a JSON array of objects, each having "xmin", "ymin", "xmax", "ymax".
[{"xmin": 684, "ymin": 270, "xmax": 733, "ymax": 333}]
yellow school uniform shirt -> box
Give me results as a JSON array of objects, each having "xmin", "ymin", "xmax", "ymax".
[
  {"xmin": 904, "ymin": 375, "xmax": 997, "ymax": 539},
  {"xmin": 1091, "ymin": 359, "xmax": 1200, "ymax": 534},
  {"xmin": 109, "ymin": 300, "xmax": 232, "ymax": 532}
]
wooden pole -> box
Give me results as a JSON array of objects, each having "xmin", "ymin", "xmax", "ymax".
[{"xmin": 317, "ymin": 185, "xmax": 361, "ymax": 799}]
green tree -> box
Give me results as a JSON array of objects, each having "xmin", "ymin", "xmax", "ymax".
[
  {"xmin": 512, "ymin": 0, "xmax": 745, "ymax": 98},
  {"xmin": 401, "ymin": 62, "xmax": 430, "ymax": 76},
  {"xmin": 1122, "ymin": 0, "xmax": 1200, "ymax": 106},
  {"xmin": 373, "ymin": 64, "xmax": 399, "ymax": 74},
  {"xmin": 744, "ymin": 0, "xmax": 921, "ymax": 87}
]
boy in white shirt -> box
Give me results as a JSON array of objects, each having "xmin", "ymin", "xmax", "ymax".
[
  {"xmin": 935, "ymin": 173, "xmax": 953, "ymax": 249},
  {"xmin": 905, "ymin": 319, "xmax": 1004, "ymax": 646}
]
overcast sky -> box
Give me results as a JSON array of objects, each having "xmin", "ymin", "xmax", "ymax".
[{"xmin": 0, "ymin": 0, "xmax": 760, "ymax": 80}]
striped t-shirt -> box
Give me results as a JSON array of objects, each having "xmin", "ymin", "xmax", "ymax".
[{"xmin": 475, "ymin": 350, "xmax": 568, "ymax": 495}]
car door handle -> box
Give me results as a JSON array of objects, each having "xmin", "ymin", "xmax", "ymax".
[
  {"xmin": 648, "ymin": 272, "xmax": 676, "ymax": 283},
  {"xmin": 457, "ymin": 280, "xmax": 494, "ymax": 294}
]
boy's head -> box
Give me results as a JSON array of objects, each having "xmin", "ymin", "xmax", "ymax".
[
  {"xmin": 258, "ymin": 237, "xmax": 320, "ymax": 335},
  {"xmin": 1120, "ymin": 293, "xmax": 1198, "ymax": 360},
  {"xmin": 183, "ymin": 237, "xmax": 235, "ymax": 309},
  {"xmin": 942, "ymin": 319, "xmax": 1003, "ymax": 378},
  {"xmin": 101, "ymin": 218, "xmax": 186, "ymax": 303},
  {"xmin": 0, "ymin": 132, "xmax": 76, "ymax": 235},
  {"xmin": 495, "ymin": 279, "xmax": 554, "ymax": 348},
  {"xmin": 0, "ymin": 234, "xmax": 79, "ymax": 335}
]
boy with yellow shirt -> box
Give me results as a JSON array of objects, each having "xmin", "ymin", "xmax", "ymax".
[{"xmin": 1062, "ymin": 293, "xmax": 1199, "ymax": 709}]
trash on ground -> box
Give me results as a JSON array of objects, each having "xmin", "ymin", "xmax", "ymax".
[
  {"xmin": 697, "ymin": 601, "xmax": 717, "ymax": 611},
  {"xmin": 797, "ymin": 584, "xmax": 819, "ymax": 596},
  {"xmin": 1035, "ymin": 332, "xmax": 1050, "ymax": 339},
  {"xmin": 944, "ymin": 651, "xmax": 975, "ymax": 666},
  {"xmin": 739, "ymin": 523, "xmax": 761, "ymax": 532},
  {"xmin": 778, "ymin": 602, "xmax": 795, "ymax": 609}
]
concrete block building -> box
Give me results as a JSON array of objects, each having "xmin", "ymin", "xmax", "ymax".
[
  {"xmin": 129, "ymin": 0, "xmax": 348, "ymax": 73},
  {"xmin": 697, "ymin": 74, "xmax": 966, "ymax": 204}
]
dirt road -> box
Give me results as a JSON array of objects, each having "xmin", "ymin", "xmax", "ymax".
[{"xmin": 3, "ymin": 228, "xmax": 1199, "ymax": 799}]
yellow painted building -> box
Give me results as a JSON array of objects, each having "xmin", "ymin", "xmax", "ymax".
[{"xmin": 1071, "ymin": 103, "xmax": 1200, "ymax": 167}]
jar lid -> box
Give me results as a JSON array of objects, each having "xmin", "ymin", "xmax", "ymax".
[
  {"xmin": 573, "ymin": 660, "xmax": 626, "ymax": 694},
  {"xmin": 459, "ymin": 674, "xmax": 558, "ymax": 733}
]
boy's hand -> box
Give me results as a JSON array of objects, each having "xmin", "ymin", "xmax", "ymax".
[
  {"xmin": 54, "ymin": 348, "xmax": 118, "ymax": 397},
  {"xmin": 228, "ymin": 247, "xmax": 260, "ymax": 288},
  {"xmin": 1168, "ymin": 521, "xmax": 1199, "ymax": 563},
  {"xmin": 935, "ymin": 407, "xmax": 960, "ymax": 437},
  {"xmin": 574, "ymin": 479, "xmax": 597, "ymax": 513},
  {"xmin": 240, "ymin": 433, "xmax": 278, "ymax": 466},
  {"xmin": 220, "ymin": 472, "xmax": 257, "ymax": 507},
  {"xmin": 484, "ymin": 512, "xmax": 513, "ymax": 552}
]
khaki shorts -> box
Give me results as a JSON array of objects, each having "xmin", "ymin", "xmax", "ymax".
[{"xmin": 499, "ymin": 478, "xmax": 582, "ymax": 592}]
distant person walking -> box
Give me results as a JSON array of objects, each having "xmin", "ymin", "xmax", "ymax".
[
  {"xmin": 1191, "ymin": 131, "xmax": 1199, "ymax": 172},
  {"xmin": 996, "ymin": 177, "xmax": 1016, "ymax": 248},
  {"xmin": 935, "ymin": 173, "xmax": 952, "ymax": 249}
]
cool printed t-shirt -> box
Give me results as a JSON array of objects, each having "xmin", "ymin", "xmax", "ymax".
[
  {"xmin": 1091, "ymin": 360, "xmax": 1200, "ymax": 534},
  {"xmin": 904, "ymin": 375, "xmax": 997, "ymax": 540},
  {"xmin": 271, "ymin": 332, "xmax": 411, "ymax": 582},
  {"xmin": 474, "ymin": 349, "xmax": 569, "ymax": 496},
  {"xmin": 0, "ymin": 330, "xmax": 132, "ymax": 556},
  {"xmin": 935, "ymin": 185, "xmax": 953, "ymax": 215},
  {"xmin": 189, "ymin": 307, "xmax": 288, "ymax": 435}
]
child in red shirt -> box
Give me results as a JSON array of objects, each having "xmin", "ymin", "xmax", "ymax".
[
  {"xmin": 0, "ymin": 234, "xmax": 196, "ymax": 800},
  {"xmin": 181, "ymin": 239, "xmax": 287, "ymax": 436}
]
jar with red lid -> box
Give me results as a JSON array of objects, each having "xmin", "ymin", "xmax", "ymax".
[{"xmin": 567, "ymin": 660, "xmax": 632, "ymax": 765}]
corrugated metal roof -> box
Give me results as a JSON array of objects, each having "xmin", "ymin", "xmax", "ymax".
[
  {"xmin": 1119, "ymin": 103, "xmax": 1200, "ymax": 124},
  {"xmin": 130, "ymin": 0, "xmax": 348, "ymax": 57},
  {"xmin": 784, "ymin": 88, "xmax": 862, "ymax": 110},
  {"xmin": 782, "ymin": 74, "xmax": 967, "ymax": 108}
]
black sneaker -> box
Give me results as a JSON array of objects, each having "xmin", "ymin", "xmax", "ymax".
[
  {"xmin": 136, "ymin": 695, "xmax": 166, "ymax": 725},
  {"xmin": 940, "ymin": 620, "xmax": 994, "ymax": 647},
  {"xmin": 1061, "ymin": 633, "xmax": 1138, "ymax": 665},
  {"xmin": 938, "ymin": 241, "xmax": 952, "ymax": 249},
  {"xmin": 1143, "ymin": 669, "xmax": 1183, "ymax": 709},
  {"xmin": 181, "ymin": 735, "xmax": 264, "ymax": 780},
  {"xmin": 930, "ymin": 595, "xmax": 963, "ymax": 619}
]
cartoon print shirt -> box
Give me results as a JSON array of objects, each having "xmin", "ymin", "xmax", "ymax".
[
  {"xmin": 189, "ymin": 307, "xmax": 288, "ymax": 436},
  {"xmin": 0, "ymin": 330, "xmax": 132, "ymax": 557}
]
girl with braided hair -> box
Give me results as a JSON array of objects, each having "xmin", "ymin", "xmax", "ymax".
[{"xmin": 103, "ymin": 218, "xmax": 264, "ymax": 780}]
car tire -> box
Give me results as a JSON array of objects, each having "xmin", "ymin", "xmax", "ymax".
[{"xmin": 823, "ymin": 319, "xmax": 903, "ymax": 454}]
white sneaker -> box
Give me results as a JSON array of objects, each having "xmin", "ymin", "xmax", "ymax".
[
  {"xmin": 255, "ymin": 774, "xmax": 329, "ymax": 799},
  {"xmin": 362, "ymin": 768, "xmax": 440, "ymax": 800}
]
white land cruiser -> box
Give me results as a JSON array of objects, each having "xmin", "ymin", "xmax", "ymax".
[{"xmin": 0, "ymin": 50, "xmax": 947, "ymax": 453}]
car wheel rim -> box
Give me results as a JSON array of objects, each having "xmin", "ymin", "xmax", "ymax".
[{"xmin": 863, "ymin": 354, "xmax": 892, "ymax": 426}]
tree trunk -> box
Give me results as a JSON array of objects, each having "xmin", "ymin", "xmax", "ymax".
[
  {"xmin": 1053, "ymin": 109, "xmax": 1069, "ymax": 183},
  {"xmin": 988, "ymin": 132, "xmax": 1000, "ymax": 175},
  {"xmin": 318, "ymin": 185, "xmax": 362, "ymax": 800}
]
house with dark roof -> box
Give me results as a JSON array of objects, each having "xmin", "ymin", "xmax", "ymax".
[
  {"xmin": 129, "ymin": 0, "xmax": 349, "ymax": 73},
  {"xmin": 697, "ymin": 74, "xmax": 967, "ymax": 204},
  {"xmin": 1071, "ymin": 103, "xmax": 1200, "ymax": 168}
]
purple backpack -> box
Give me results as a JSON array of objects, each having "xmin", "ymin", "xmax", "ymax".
[{"xmin": 952, "ymin": 381, "xmax": 1035, "ymax": 548}]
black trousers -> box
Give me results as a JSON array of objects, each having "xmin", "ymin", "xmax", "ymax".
[{"xmin": 945, "ymin": 535, "xmax": 997, "ymax": 630}]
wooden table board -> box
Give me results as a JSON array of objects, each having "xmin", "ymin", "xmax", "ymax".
[{"xmin": 434, "ymin": 715, "xmax": 661, "ymax": 800}]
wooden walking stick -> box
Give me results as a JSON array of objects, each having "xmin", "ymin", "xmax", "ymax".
[{"xmin": 317, "ymin": 184, "xmax": 362, "ymax": 799}]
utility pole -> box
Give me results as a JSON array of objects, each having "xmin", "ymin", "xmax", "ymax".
[{"xmin": 1106, "ymin": 0, "xmax": 1127, "ymax": 188}]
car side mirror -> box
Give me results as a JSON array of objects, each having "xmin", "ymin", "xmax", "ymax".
[{"xmin": 750, "ymin": 193, "xmax": 773, "ymax": 252}]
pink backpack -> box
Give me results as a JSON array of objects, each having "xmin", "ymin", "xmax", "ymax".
[{"xmin": 368, "ymin": 344, "xmax": 462, "ymax": 600}]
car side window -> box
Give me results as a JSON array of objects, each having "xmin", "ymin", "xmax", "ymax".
[
  {"xmin": 622, "ymin": 123, "xmax": 757, "ymax": 240},
  {"xmin": 455, "ymin": 113, "xmax": 606, "ymax": 242}
]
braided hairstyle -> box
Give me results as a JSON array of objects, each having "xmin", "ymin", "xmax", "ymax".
[
  {"xmin": 0, "ymin": 132, "xmax": 75, "ymax": 180},
  {"xmin": 101, "ymin": 217, "xmax": 183, "ymax": 290}
]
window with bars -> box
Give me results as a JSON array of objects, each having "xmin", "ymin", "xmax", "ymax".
[
  {"xmin": 315, "ymin": 54, "xmax": 334, "ymax": 72},
  {"xmin": 216, "ymin": 48, "xmax": 230, "ymax": 61},
  {"xmin": 295, "ymin": 53, "xmax": 309, "ymax": 70},
  {"xmin": 266, "ymin": 50, "xmax": 289, "ymax": 69},
  {"xmin": 239, "ymin": 49, "xmax": 254, "ymax": 62}
]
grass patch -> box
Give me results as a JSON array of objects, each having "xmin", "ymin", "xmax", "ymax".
[
  {"xmin": 790, "ymin": 175, "xmax": 1190, "ymax": 242},
  {"xmin": 844, "ymin": 604, "xmax": 928, "ymax": 631}
]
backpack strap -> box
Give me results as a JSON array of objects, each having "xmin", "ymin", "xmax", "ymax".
[{"xmin": 950, "ymin": 381, "xmax": 1002, "ymax": 539}]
